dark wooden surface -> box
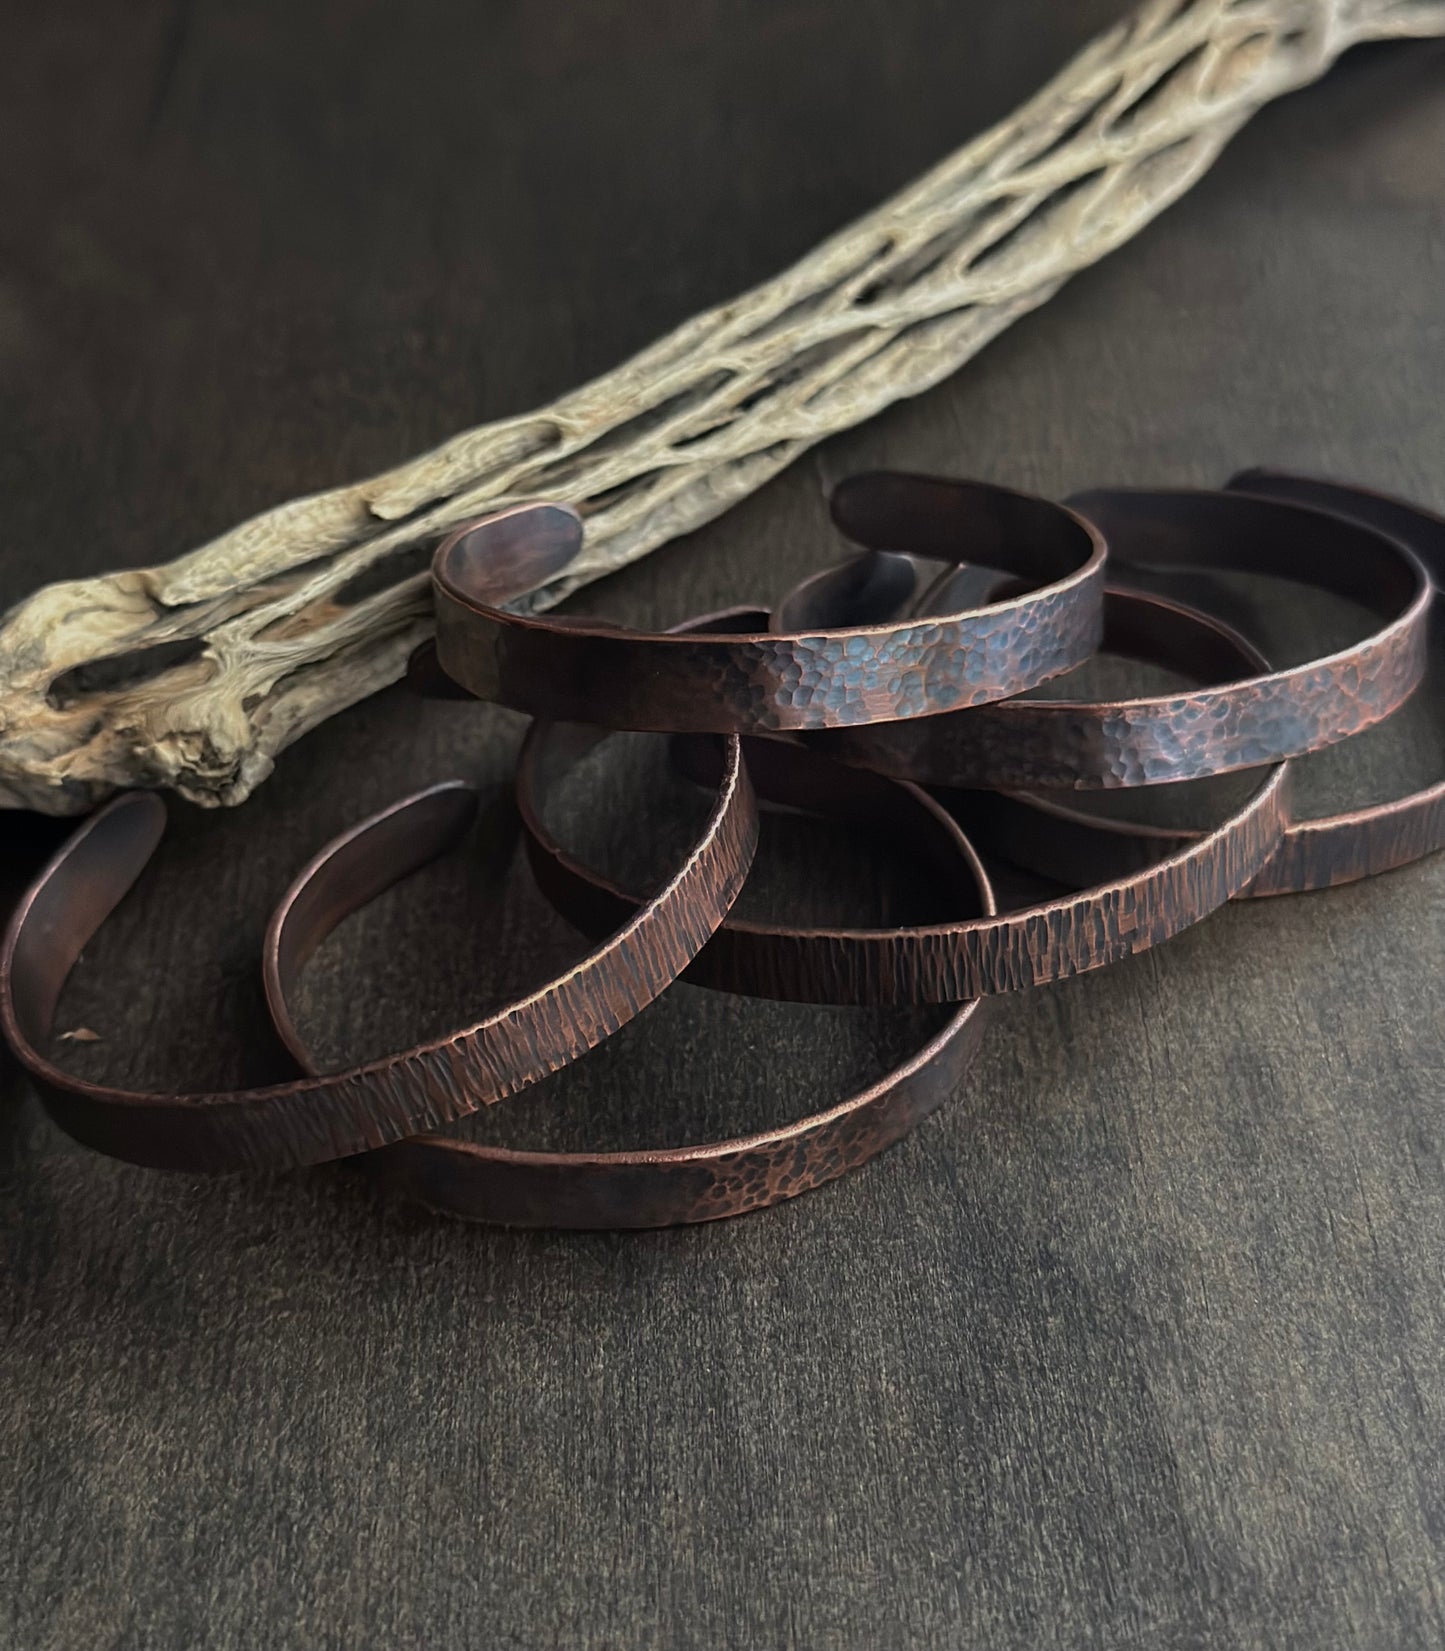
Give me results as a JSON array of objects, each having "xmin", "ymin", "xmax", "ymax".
[{"xmin": 3, "ymin": 4, "xmax": 1444, "ymax": 1647}]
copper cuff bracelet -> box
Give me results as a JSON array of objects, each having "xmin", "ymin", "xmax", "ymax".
[
  {"xmin": 0, "ymin": 736, "xmax": 757, "ymax": 1173},
  {"xmin": 1224, "ymin": 470, "xmax": 1445, "ymax": 894},
  {"xmin": 353, "ymin": 996, "xmax": 989, "ymax": 1228},
  {"xmin": 520, "ymin": 599, "xmax": 1292, "ymax": 1002},
  {"xmin": 807, "ymin": 483, "xmax": 1430, "ymax": 790},
  {"xmin": 4, "ymin": 467, "xmax": 1438, "ymax": 1227},
  {"xmin": 514, "ymin": 603, "xmax": 994, "ymax": 1006},
  {"xmin": 967, "ymin": 478, "xmax": 1442, "ymax": 899},
  {"xmin": 272, "ymin": 737, "xmax": 996, "ymax": 1229},
  {"xmin": 427, "ymin": 476, "xmax": 1106, "ymax": 732}
]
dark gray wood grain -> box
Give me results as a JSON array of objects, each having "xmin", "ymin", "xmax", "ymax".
[{"xmin": 1, "ymin": 4, "xmax": 1443, "ymax": 1647}]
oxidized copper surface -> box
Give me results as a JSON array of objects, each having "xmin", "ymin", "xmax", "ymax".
[
  {"xmin": 811, "ymin": 488, "xmax": 1430, "ymax": 789},
  {"xmin": 1225, "ymin": 470, "xmax": 1445, "ymax": 894},
  {"xmin": 979, "ymin": 478, "xmax": 1445, "ymax": 899},
  {"xmin": 427, "ymin": 478, "xmax": 1106, "ymax": 732},
  {"xmin": 2, "ymin": 469, "xmax": 1442, "ymax": 1229},
  {"xmin": 519, "ymin": 603, "xmax": 1293, "ymax": 1003},
  {"xmin": 356, "ymin": 997, "xmax": 987, "ymax": 1230},
  {"xmin": 282, "ymin": 743, "xmax": 996, "ymax": 1230},
  {"xmin": 0, "ymin": 741, "xmax": 757, "ymax": 1172},
  {"xmin": 517, "ymin": 605, "xmax": 994, "ymax": 1007}
]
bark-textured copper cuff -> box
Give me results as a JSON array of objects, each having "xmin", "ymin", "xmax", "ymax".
[
  {"xmin": 961, "ymin": 478, "xmax": 1444, "ymax": 899},
  {"xmin": 427, "ymin": 479, "xmax": 1105, "ymax": 732},
  {"xmin": 0, "ymin": 739, "xmax": 756, "ymax": 1174},
  {"xmin": 520, "ymin": 624, "xmax": 1292, "ymax": 1002},
  {"xmin": 520, "ymin": 727, "xmax": 988, "ymax": 1006},
  {"xmin": 809, "ymin": 485, "xmax": 1430, "ymax": 790},
  {"xmin": 269, "ymin": 729, "xmax": 996, "ymax": 1229}
]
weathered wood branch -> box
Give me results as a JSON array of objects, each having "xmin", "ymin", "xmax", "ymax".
[{"xmin": 3, "ymin": 0, "xmax": 1442, "ymax": 813}]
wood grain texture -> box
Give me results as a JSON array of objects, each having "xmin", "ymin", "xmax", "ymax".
[{"xmin": 1, "ymin": 3, "xmax": 1443, "ymax": 1648}]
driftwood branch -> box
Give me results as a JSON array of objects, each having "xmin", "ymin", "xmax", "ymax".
[{"xmin": 4, "ymin": 0, "xmax": 1442, "ymax": 813}]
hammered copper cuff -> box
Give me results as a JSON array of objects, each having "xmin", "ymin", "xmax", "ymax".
[
  {"xmin": 1224, "ymin": 470, "xmax": 1445, "ymax": 894},
  {"xmin": 427, "ymin": 480, "xmax": 1106, "ymax": 733},
  {"xmin": 809, "ymin": 484, "xmax": 1430, "ymax": 790},
  {"xmin": 972, "ymin": 478, "xmax": 1445, "ymax": 899}
]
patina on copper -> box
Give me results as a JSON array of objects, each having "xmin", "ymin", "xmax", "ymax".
[
  {"xmin": 426, "ymin": 480, "xmax": 1106, "ymax": 733},
  {"xmin": 7, "ymin": 467, "xmax": 1438, "ymax": 1226},
  {"xmin": 0, "ymin": 739, "xmax": 757, "ymax": 1174},
  {"xmin": 1225, "ymin": 471, "xmax": 1445, "ymax": 893},
  {"xmin": 515, "ymin": 606, "xmax": 986, "ymax": 1005},
  {"xmin": 268, "ymin": 725, "xmax": 995, "ymax": 1229},
  {"xmin": 809, "ymin": 483, "xmax": 1430, "ymax": 790},
  {"xmin": 489, "ymin": 604, "xmax": 988, "ymax": 1006},
  {"xmin": 970, "ymin": 478, "xmax": 1445, "ymax": 898},
  {"xmin": 519, "ymin": 606, "xmax": 1293, "ymax": 1002}
]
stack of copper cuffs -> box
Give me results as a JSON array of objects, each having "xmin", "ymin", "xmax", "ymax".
[{"xmin": 4, "ymin": 469, "xmax": 1441, "ymax": 1229}]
